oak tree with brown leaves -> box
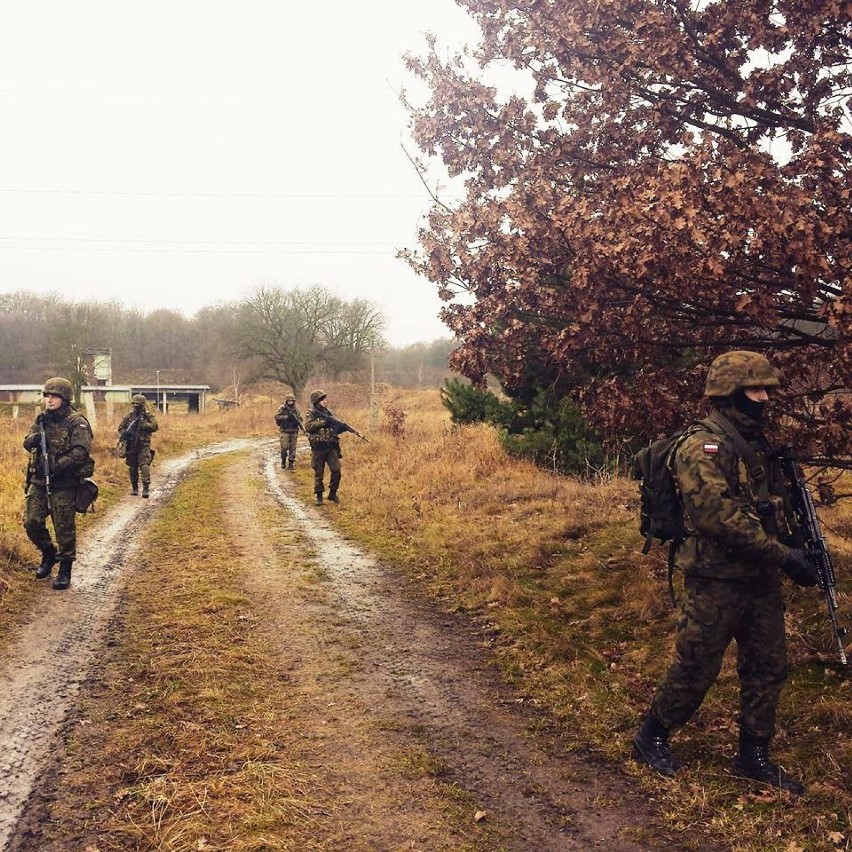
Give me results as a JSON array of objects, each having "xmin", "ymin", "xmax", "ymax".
[{"xmin": 403, "ymin": 0, "xmax": 852, "ymax": 459}]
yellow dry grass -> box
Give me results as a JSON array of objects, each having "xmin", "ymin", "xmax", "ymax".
[
  {"xmin": 295, "ymin": 386, "xmax": 852, "ymax": 852},
  {"xmin": 1, "ymin": 387, "xmax": 850, "ymax": 850}
]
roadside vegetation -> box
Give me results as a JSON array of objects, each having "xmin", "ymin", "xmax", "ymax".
[{"xmin": 0, "ymin": 387, "xmax": 849, "ymax": 850}]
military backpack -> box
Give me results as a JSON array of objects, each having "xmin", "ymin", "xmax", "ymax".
[{"xmin": 633, "ymin": 410, "xmax": 772, "ymax": 602}]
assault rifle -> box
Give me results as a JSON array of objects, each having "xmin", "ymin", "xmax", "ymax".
[
  {"xmin": 121, "ymin": 416, "xmax": 142, "ymax": 445},
  {"xmin": 284, "ymin": 409, "xmax": 306, "ymax": 434},
  {"xmin": 38, "ymin": 417, "xmax": 52, "ymax": 512},
  {"xmin": 776, "ymin": 445, "xmax": 848, "ymax": 665},
  {"xmin": 312, "ymin": 408, "xmax": 368, "ymax": 442}
]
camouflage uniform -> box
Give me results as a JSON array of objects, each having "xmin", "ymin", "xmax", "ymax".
[
  {"xmin": 652, "ymin": 404, "xmax": 792, "ymax": 737},
  {"xmin": 118, "ymin": 394, "xmax": 158, "ymax": 496},
  {"xmin": 274, "ymin": 395, "xmax": 302, "ymax": 469},
  {"xmin": 305, "ymin": 389, "xmax": 341, "ymax": 503},
  {"xmin": 634, "ymin": 351, "xmax": 814, "ymax": 794},
  {"xmin": 23, "ymin": 378, "xmax": 94, "ymax": 588}
]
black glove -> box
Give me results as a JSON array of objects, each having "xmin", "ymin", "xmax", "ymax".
[{"xmin": 781, "ymin": 548, "xmax": 819, "ymax": 587}]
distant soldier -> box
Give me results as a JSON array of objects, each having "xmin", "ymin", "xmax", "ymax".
[
  {"xmin": 632, "ymin": 351, "xmax": 818, "ymax": 795},
  {"xmin": 23, "ymin": 377, "xmax": 95, "ymax": 591},
  {"xmin": 118, "ymin": 394, "xmax": 159, "ymax": 497},
  {"xmin": 305, "ymin": 389, "xmax": 342, "ymax": 505},
  {"xmin": 274, "ymin": 393, "xmax": 303, "ymax": 469}
]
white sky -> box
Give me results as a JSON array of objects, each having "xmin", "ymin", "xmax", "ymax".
[{"xmin": 0, "ymin": 1, "xmax": 480, "ymax": 347}]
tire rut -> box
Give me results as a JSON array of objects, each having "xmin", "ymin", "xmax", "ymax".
[
  {"xmin": 260, "ymin": 450, "xmax": 676, "ymax": 851},
  {"xmin": 0, "ymin": 439, "xmax": 254, "ymax": 850}
]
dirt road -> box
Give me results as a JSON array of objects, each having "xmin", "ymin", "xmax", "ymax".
[{"xmin": 0, "ymin": 443, "xmax": 693, "ymax": 850}]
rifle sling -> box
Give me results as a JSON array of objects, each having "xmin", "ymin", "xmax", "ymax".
[{"xmin": 704, "ymin": 411, "xmax": 772, "ymax": 505}]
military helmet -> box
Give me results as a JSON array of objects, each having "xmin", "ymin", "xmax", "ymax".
[
  {"xmin": 284, "ymin": 394, "xmax": 296, "ymax": 403},
  {"xmin": 131, "ymin": 393, "xmax": 147, "ymax": 405},
  {"xmin": 310, "ymin": 389, "xmax": 327, "ymax": 406},
  {"xmin": 704, "ymin": 350, "xmax": 780, "ymax": 397},
  {"xmin": 42, "ymin": 377, "xmax": 73, "ymax": 401}
]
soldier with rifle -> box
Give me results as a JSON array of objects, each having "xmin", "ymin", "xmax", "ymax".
[
  {"xmin": 117, "ymin": 394, "xmax": 159, "ymax": 497},
  {"xmin": 23, "ymin": 377, "xmax": 94, "ymax": 590},
  {"xmin": 305, "ymin": 389, "xmax": 367, "ymax": 505},
  {"xmin": 632, "ymin": 351, "xmax": 828, "ymax": 796},
  {"xmin": 274, "ymin": 393, "xmax": 303, "ymax": 470}
]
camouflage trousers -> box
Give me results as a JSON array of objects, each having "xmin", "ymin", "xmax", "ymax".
[
  {"xmin": 125, "ymin": 447, "xmax": 153, "ymax": 487},
  {"xmin": 651, "ymin": 574, "xmax": 787, "ymax": 738},
  {"xmin": 23, "ymin": 485, "xmax": 78, "ymax": 561},
  {"xmin": 311, "ymin": 446, "xmax": 341, "ymax": 496},
  {"xmin": 279, "ymin": 432, "xmax": 298, "ymax": 465}
]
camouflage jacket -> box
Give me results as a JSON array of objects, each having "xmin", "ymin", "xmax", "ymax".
[
  {"xmin": 24, "ymin": 406, "xmax": 94, "ymax": 490},
  {"xmin": 673, "ymin": 407, "xmax": 794, "ymax": 580},
  {"xmin": 305, "ymin": 407, "xmax": 340, "ymax": 449},
  {"xmin": 118, "ymin": 409, "xmax": 158, "ymax": 451},
  {"xmin": 274, "ymin": 404, "xmax": 302, "ymax": 434}
]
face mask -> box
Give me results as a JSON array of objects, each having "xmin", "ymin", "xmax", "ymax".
[{"xmin": 733, "ymin": 388, "xmax": 766, "ymax": 423}]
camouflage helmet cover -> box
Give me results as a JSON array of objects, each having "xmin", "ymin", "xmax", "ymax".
[
  {"xmin": 131, "ymin": 394, "xmax": 147, "ymax": 405},
  {"xmin": 284, "ymin": 393, "xmax": 296, "ymax": 403},
  {"xmin": 310, "ymin": 389, "xmax": 327, "ymax": 406},
  {"xmin": 42, "ymin": 377, "xmax": 73, "ymax": 401},
  {"xmin": 704, "ymin": 350, "xmax": 781, "ymax": 397}
]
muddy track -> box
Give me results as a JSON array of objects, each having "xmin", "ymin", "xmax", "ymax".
[
  {"xmin": 0, "ymin": 440, "xmax": 254, "ymax": 849},
  {"xmin": 0, "ymin": 441, "xmax": 702, "ymax": 850},
  {"xmin": 258, "ymin": 451, "xmax": 680, "ymax": 851}
]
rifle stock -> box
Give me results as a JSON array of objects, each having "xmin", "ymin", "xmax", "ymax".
[{"xmin": 777, "ymin": 445, "xmax": 848, "ymax": 665}]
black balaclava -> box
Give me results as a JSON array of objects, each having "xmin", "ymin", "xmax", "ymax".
[{"xmin": 732, "ymin": 388, "xmax": 766, "ymax": 424}]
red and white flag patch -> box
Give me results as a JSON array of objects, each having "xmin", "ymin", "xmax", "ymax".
[{"xmin": 703, "ymin": 442, "xmax": 720, "ymax": 454}]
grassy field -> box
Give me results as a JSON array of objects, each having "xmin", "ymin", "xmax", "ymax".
[{"xmin": 1, "ymin": 388, "xmax": 849, "ymax": 851}]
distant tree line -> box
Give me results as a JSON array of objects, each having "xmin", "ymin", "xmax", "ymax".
[{"xmin": 0, "ymin": 288, "xmax": 454, "ymax": 395}]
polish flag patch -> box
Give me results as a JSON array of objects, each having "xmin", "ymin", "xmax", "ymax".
[{"xmin": 703, "ymin": 442, "xmax": 720, "ymax": 454}]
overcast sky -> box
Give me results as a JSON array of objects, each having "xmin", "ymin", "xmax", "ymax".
[{"xmin": 0, "ymin": 2, "xmax": 480, "ymax": 346}]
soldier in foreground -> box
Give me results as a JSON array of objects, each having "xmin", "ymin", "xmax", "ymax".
[
  {"xmin": 118, "ymin": 394, "xmax": 159, "ymax": 497},
  {"xmin": 305, "ymin": 390, "xmax": 342, "ymax": 505},
  {"xmin": 632, "ymin": 351, "xmax": 818, "ymax": 795},
  {"xmin": 23, "ymin": 377, "xmax": 95, "ymax": 590},
  {"xmin": 274, "ymin": 393, "xmax": 302, "ymax": 469}
]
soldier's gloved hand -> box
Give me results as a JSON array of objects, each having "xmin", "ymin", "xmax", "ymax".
[{"xmin": 781, "ymin": 548, "xmax": 819, "ymax": 587}]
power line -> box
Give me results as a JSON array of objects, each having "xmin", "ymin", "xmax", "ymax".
[
  {"xmin": 0, "ymin": 236, "xmax": 400, "ymax": 246},
  {"xmin": 0, "ymin": 187, "xmax": 448, "ymax": 200},
  {"xmin": 0, "ymin": 235, "xmax": 406, "ymax": 255}
]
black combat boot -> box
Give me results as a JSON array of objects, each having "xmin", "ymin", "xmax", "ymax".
[
  {"xmin": 131, "ymin": 476, "xmax": 139, "ymax": 496},
  {"xmin": 288, "ymin": 459, "xmax": 295, "ymax": 470},
  {"xmin": 327, "ymin": 491, "xmax": 339, "ymax": 503},
  {"xmin": 142, "ymin": 482, "xmax": 150, "ymax": 498},
  {"xmin": 733, "ymin": 730, "xmax": 805, "ymax": 795},
  {"xmin": 52, "ymin": 559, "xmax": 72, "ymax": 591},
  {"xmin": 315, "ymin": 492, "xmax": 323, "ymax": 505},
  {"xmin": 35, "ymin": 546, "xmax": 58, "ymax": 580},
  {"xmin": 633, "ymin": 711, "xmax": 681, "ymax": 778},
  {"xmin": 281, "ymin": 456, "xmax": 287, "ymax": 469}
]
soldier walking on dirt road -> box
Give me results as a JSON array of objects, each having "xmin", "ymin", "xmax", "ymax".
[
  {"xmin": 274, "ymin": 393, "xmax": 302, "ymax": 470},
  {"xmin": 632, "ymin": 351, "xmax": 818, "ymax": 795},
  {"xmin": 118, "ymin": 394, "xmax": 158, "ymax": 497},
  {"xmin": 23, "ymin": 377, "xmax": 95, "ymax": 591},
  {"xmin": 305, "ymin": 389, "xmax": 343, "ymax": 505}
]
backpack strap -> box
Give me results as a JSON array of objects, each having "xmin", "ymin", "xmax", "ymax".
[{"xmin": 702, "ymin": 411, "xmax": 771, "ymax": 505}]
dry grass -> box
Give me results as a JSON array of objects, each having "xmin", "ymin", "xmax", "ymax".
[
  {"xmin": 1, "ymin": 387, "xmax": 850, "ymax": 850},
  {"xmin": 34, "ymin": 455, "xmax": 328, "ymax": 851},
  {"xmin": 296, "ymin": 386, "xmax": 852, "ymax": 852},
  {"xmin": 0, "ymin": 399, "xmax": 275, "ymax": 646}
]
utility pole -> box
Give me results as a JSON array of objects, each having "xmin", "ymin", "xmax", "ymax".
[
  {"xmin": 156, "ymin": 370, "xmax": 161, "ymax": 413},
  {"xmin": 369, "ymin": 350, "xmax": 379, "ymax": 430}
]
